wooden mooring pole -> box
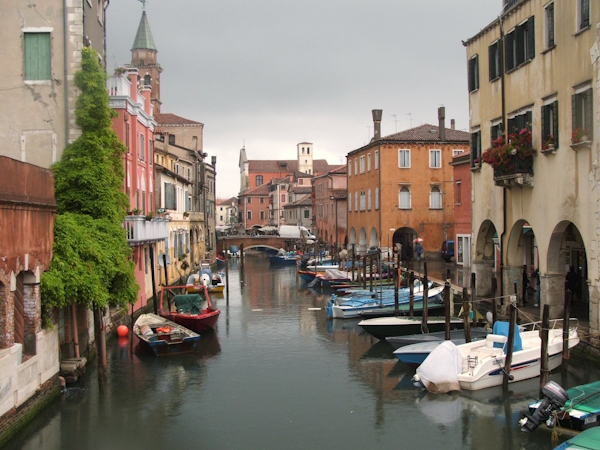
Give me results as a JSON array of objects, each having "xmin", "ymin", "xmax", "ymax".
[
  {"xmin": 503, "ymin": 284, "xmax": 518, "ymax": 387},
  {"xmin": 240, "ymin": 243, "xmax": 244, "ymax": 270},
  {"xmin": 422, "ymin": 262, "xmax": 429, "ymax": 334},
  {"xmin": 540, "ymin": 304, "xmax": 550, "ymax": 392},
  {"xmin": 563, "ymin": 289, "xmax": 573, "ymax": 360},
  {"xmin": 462, "ymin": 287, "xmax": 471, "ymax": 343},
  {"xmin": 225, "ymin": 245, "xmax": 230, "ymax": 297},
  {"xmin": 362, "ymin": 256, "xmax": 367, "ymax": 289},
  {"xmin": 409, "ymin": 271, "xmax": 414, "ymax": 317},
  {"xmin": 444, "ymin": 281, "xmax": 451, "ymax": 340}
]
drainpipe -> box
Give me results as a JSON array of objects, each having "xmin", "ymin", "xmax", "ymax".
[
  {"xmin": 372, "ymin": 110, "xmax": 383, "ymax": 251},
  {"xmin": 499, "ymin": 11, "xmax": 507, "ymax": 299},
  {"xmin": 63, "ymin": 0, "xmax": 69, "ymax": 151}
]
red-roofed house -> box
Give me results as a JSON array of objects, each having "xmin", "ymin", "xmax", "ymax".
[
  {"xmin": 313, "ymin": 165, "xmax": 347, "ymax": 249},
  {"xmin": 347, "ymin": 109, "xmax": 469, "ymax": 260}
]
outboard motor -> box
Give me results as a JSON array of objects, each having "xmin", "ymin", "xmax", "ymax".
[
  {"xmin": 520, "ymin": 381, "xmax": 569, "ymax": 432},
  {"xmin": 299, "ymin": 254, "xmax": 311, "ymax": 270}
]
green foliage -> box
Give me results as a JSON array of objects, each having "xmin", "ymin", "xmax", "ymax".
[
  {"xmin": 42, "ymin": 47, "xmax": 138, "ymax": 320},
  {"xmin": 41, "ymin": 214, "xmax": 138, "ymax": 312}
]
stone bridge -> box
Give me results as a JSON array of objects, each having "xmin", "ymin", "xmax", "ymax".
[{"xmin": 217, "ymin": 235, "xmax": 301, "ymax": 255}]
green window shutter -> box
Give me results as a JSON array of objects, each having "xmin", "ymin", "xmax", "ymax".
[
  {"xmin": 581, "ymin": 0, "xmax": 590, "ymax": 28},
  {"xmin": 525, "ymin": 111, "xmax": 532, "ymax": 131},
  {"xmin": 527, "ymin": 16, "xmax": 535, "ymax": 61},
  {"xmin": 541, "ymin": 105, "xmax": 548, "ymax": 142},
  {"xmin": 572, "ymin": 93, "xmax": 578, "ymax": 134},
  {"xmin": 24, "ymin": 33, "xmax": 51, "ymax": 80},
  {"xmin": 553, "ymin": 101, "xmax": 559, "ymax": 146},
  {"xmin": 505, "ymin": 32, "xmax": 514, "ymax": 71},
  {"xmin": 585, "ymin": 89, "xmax": 593, "ymax": 138}
]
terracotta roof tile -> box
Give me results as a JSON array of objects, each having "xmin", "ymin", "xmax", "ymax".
[
  {"xmin": 284, "ymin": 194, "xmax": 312, "ymax": 208},
  {"xmin": 248, "ymin": 159, "xmax": 331, "ymax": 173},
  {"xmin": 291, "ymin": 186, "xmax": 312, "ymax": 194},
  {"xmin": 155, "ymin": 113, "xmax": 203, "ymax": 126},
  {"xmin": 239, "ymin": 184, "xmax": 270, "ymax": 196},
  {"xmin": 330, "ymin": 189, "xmax": 347, "ymax": 199},
  {"xmin": 382, "ymin": 124, "xmax": 470, "ymax": 142}
]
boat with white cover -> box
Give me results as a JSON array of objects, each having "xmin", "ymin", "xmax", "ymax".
[{"xmin": 414, "ymin": 319, "xmax": 579, "ymax": 392}]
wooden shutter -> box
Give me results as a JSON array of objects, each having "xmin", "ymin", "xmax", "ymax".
[
  {"xmin": 505, "ymin": 32, "xmax": 515, "ymax": 71},
  {"xmin": 585, "ymin": 89, "xmax": 593, "ymax": 138},
  {"xmin": 552, "ymin": 101, "xmax": 559, "ymax": 145},
  {"xmin": 527, "ymin": 16, "xmax": 535, "ymax": 61},
  {"xmin": 581, "ymin": 0, "xmax": 590, "ymax": 29},
  {"xmin": 24, "ymin": 33, "xmax": 51, "ymax": 80},
  {"xmin": 164, "ymin": 182, "xmax": 176, "ymax": 209},
  {"xmin": 541, "ymin": 105, "xmax": 549, "ymax": 142}
]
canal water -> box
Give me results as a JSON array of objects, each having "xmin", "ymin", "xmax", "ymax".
[{"xmin": 5, "ymin": 256, "xmax": 600, "ymax": 450}]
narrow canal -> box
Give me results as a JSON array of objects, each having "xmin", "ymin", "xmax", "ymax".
[{"xmin": 5, "ymin": 256, "xmax": 599, "ymax": 449}]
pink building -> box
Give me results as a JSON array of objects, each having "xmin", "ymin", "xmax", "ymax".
[
  {"xmin": 313, "ymin": 165, "xmax": 347, "ymax": 249},
  {"xmin": 108, "ymin": 69, "xmax": 167, "ymax": 311},
  {"xmin": 449, "ymin": 151, "xmax": 472, "ymax": 268}
]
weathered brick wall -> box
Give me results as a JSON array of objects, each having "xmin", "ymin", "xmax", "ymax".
[
  {"xmin": 0, "ymin": 287, "xmax": 14, "ymax": 349},
  {"xmin": 0, "ymin": 375, "xmax": 60, "ymax": 447}
]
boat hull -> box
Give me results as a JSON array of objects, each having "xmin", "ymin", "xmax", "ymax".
[
  {"xmin": 134, "ymin": 313, "xmax": 200, "ymax": 356},
  {"xmin": 160, "ymin": 309, "xmax": 221, "ymax": 333},
  {"xmin": 358, "ymin": 316, "xmax": 465, "ymax": 340},
  {"xmin": 456, "ymin": 328, "xmax": 579, "ymax": 391}
]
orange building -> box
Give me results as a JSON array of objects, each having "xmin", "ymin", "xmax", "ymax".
[{"xmin": 347, "ymin": 108, "xmax": 469, "ymax": 260}]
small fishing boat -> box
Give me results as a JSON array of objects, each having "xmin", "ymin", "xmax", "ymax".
[
  {"xmin": 523, "ymin": 380, "xmax": 600, "ymax": 433},
  {"xmin": 227, "ymin": 245, "xmax": 240, "ymax": 258},
  {"xmin": 386, "ymin": 327, "xmax": 489, "ymax": 349},
  {"xmin": 134, "ymin": 313, "xmax": 200, "ymax": 356},
  {"xmin": 552, "ymin": 427, "xmax": 600, "ymax": 450},
  {"xmin": 327, "ymin": 284, "xmax": 444, "ymax": 319},
  {"xmin": 358, "ymin": 315, "xmax": 466, "ymax": 340},
  {"xmin": 414, "ymin": 319, "xmax": 579, "ymax": 392},
  {"xmin": 159, "ymin": 284, "xmax": 220, "ymax": 332},
  {"xmin": 269, "ymin": 249, "xmax": 299, "ymax": 266},
  {"xmin": 216, "ymin": 254, "xmax": 227, "ymax": 266},
  {"xmin": 187, "ymin": 268, "xmax": 226, "ymax": 294}
]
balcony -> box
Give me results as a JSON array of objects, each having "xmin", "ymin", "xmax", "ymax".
[
  {"xmin": 124, "ymin": 216, "xmax": 169, "ymax": 245},
  {"xmin": 493, "ymin": 155, "xmax": 534, "ymax": 188}
]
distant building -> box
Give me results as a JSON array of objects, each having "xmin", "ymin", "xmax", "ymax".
[
  {"xmin": 449, "ymin": 150, "xmax": 471, "ymax": 270},
  {"xmin": 347, "ymin": 108, "xmax": 469, "ymax": 258},
  {"xmin": 216, "ymin": 197, "xmax": 238, "ymax": 227},
  {"xmin": 313, "ymin": 165, "xmax": 347, "ymax": 249}
]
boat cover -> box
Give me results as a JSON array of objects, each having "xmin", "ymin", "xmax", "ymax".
[
  {"xmin": 415, "ymin": 341, "xmax": 463, "ymax": 394},
  {"xmin": 174, "ymin": 294, "xmax": 203, "ymax": 314},
  {"xmin": 321, "ymin": 269, "xmax": 350, "ymax": 280}
]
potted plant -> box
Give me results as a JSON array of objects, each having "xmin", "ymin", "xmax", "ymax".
[
  {"xmin": 114, "ymin": 67, "xmax": 127, "ymax": 76},
  {"xmin": 572, "ymin": 128, "xmax": 588, "ymax": 144},
  {"xmin": 542, "ymin": 134, "xmax": 555, "ymax": 151},
  {"xmin": 132, "ymin": 208, "xmax": 141, "ymax": 215},
  {"xmin": 183, "ymin": 211, "xmax": 190, "ymax": 218},
  {"xmin": 482, "ymin": 129, "xmax": 536, "ymax": 174},
  {"xmin": 145, "ymin": 212, "xmax": 154, "ymax": 221}
]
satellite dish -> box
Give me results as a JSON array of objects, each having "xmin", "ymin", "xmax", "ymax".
[{"xmin": 158, "ymin": 252, "xmax": 170, "ymax": 267}]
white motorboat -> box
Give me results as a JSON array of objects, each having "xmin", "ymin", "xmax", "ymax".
[{"xmin": 414, "ymin": 319, "xmax": 579, "ymax": 392}]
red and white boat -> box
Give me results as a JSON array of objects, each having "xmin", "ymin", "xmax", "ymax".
[{"xmin": 159, "ymin": 284, "xmax": 220, "ymax": 333}]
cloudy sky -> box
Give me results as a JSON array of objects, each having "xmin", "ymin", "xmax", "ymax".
[{"xmin": 107, "ymin": 1, "xmax": 500, "ymax": 198}]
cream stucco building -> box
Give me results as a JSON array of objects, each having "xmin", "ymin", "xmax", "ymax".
[{"xmin": 466, "ymin": 0, "xmax": 600, "ymax": 333}]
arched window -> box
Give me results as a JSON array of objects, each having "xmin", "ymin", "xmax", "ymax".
[
  {"xmin": 360, "ymin": 190, "xmax": 366, "ymax": 211},
  {"xmin": 256, "ymin": 175, "xmax": 263, "ymax": 186},
  {"xmin": 430, "ymin": 187, "xmax": 442, "ymax": 209},
  {"xmin": 144, "ymin": 74, "xmax": 151, "ymax": 86},
  {"xmin": 348, "ymin": 192, "xmax": 352, "ymax": 212},
  {"xmin": 375, "ymin": 187, "xmax": 379, "ymax": 210},
  {"xmin": 367, "ymin": 189, "xmax": 372, "ymax": 210},
  {"xmin": 354, "ymin": 191, "xmax": 358, "ymax": 211},
  {"xmin": 399, "ymin": 187, "xmax": 411, "ymax": 209}
]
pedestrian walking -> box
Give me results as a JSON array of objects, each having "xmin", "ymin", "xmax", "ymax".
[
  {"xmin": 566, "ymin": 266, "xmax": 578, "ymax": 302},
  {"xmin": 533, "ymin": 267, "xmax": 541, "ymax": 307},
  {"xmin": 522, "ymin": 265, "xmax": 529, "ymax": 305}
]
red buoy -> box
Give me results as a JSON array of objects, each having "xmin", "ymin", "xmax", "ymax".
[{"xmin": 117, "ymin": 325, "xmax": 129, "ymax": 337}]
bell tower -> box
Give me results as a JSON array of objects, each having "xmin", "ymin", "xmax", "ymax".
[{"xmin": 129, "ymin": 6, "xmax": 163, "ymax": 113}]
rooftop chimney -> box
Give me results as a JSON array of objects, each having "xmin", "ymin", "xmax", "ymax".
[
  {"xmin": 372, "ymin": 109, "xmax": 382, "ymax": 140},
  {"xmin": 451, "ymin": 119, "xmax": 455, "ymax": 130},
  {"xmin": 438, "ymin": 107, "xmax": 446, "ymax": 142}
]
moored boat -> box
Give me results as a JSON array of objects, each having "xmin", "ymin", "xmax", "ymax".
[
  {"xmin": 358, "ymin": 315, "xmax": 466, "ymax": 340},
  {"xmin": 386, "ymin": 327, "xmax": 489, "ymax": 349},
  {"xmin": 159, "ymin": 284, "xmax": 220, "ymax": 332},
  {"xmin": 414, "ymin": 319, "xmax": 580, "ymax": 392},
  {"xmin": 134, "ymin": 313, "xmax": 200, "ymax": 356}
]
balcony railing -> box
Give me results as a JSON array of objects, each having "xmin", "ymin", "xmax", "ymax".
[
  {"xmin": 493, "ymin": 155, "xmax": 534, "ymax": 188},
  {"xmin": 124, "ymin": 216, "xmax": 169, "ymax": 245}
]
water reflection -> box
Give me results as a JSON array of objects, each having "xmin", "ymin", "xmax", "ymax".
[{"xmin": 5, "ymin": 257, "xmax": 599, "ymax": 450}]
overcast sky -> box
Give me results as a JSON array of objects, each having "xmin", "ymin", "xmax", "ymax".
[{"xmin": 107, "ymin": 1, "xmax": 500, "ymax": 198}]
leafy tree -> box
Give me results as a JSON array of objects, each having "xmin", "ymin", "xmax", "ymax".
[{"xmin": 41, "ymin": 47, "xmax": 138, "ymax": 322}]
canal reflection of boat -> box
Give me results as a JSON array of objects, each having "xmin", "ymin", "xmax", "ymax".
[
  {"xmin": 358, "ymin": 316, "xmax": 466, "ymax": 340},
  {"xmin": 359, "ymin": 340, "xmax": 397, "ymax": 361},
  {"xmin": 159, "ymin": 285, "xmax": 220, "ymax": 333},
  {"xmin": 134, "ymin": 313, "xmax": 200, "ymax": 356}
]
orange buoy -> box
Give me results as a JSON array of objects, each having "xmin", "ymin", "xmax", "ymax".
[{"xmin": 117, "ymin": 325, "xmax": 129, "ymax": 337}]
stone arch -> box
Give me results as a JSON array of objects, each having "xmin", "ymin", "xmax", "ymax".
[
  {"xmin": 544, "ymin": 221, "xmax": 588, "ymax": 317},
  {"xmin": 472, "ymin": 219, "xmax": 500, "ymax": 296},
  {"xmin": 358, "ymin": 227, "xmax": 367, "ymax": 254},
  {"xmin": 16, "ymin": 270, "xmax": 39, "ymax": 356},
  {"xmin": 349, "ymin": 227, "xmax": 357, "ymax": 246},
  {"xmin": 369, "ymin": 227, "xmax": 378, "ymax": 249},
  {"xmin": 393, "ymin": 227, "xmax": 418, "ymax": 261}
]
